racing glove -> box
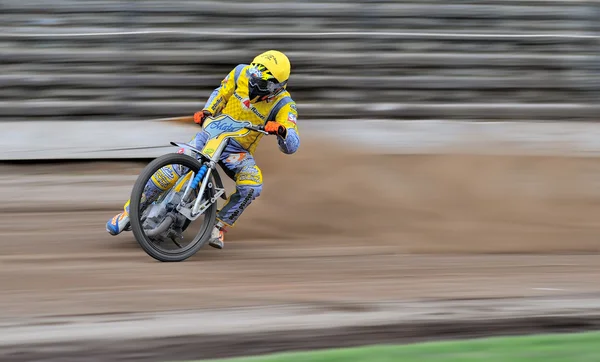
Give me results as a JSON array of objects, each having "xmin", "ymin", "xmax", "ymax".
[
  {"xmin": 194, "ymin": 110, "xmax": 212, "ymax": 126},
  {"xmin": 264, "ymin": 121, "xmax": 287, "ymax": 138}
]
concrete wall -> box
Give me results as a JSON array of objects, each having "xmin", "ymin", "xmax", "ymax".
[{"xmin": 1, "ymin": 0, "xmax": 599, "ymax": 121}]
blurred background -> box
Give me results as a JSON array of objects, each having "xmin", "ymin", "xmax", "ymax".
[
  {"xmin": 1, "ymin": 0, "xmax": 599, "ymax": 122},
  {"xmin": 1, "ymin": 1, "xmax": 600, "ymax": 361}
]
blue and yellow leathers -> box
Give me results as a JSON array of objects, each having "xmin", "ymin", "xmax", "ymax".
[{"xmin": 107, "ymin": 63, "xmax": 299, "ymax": 234}]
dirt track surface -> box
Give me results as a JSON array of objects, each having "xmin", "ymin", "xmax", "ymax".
[
  {"xmin": 1, "ymin": 138, "xmax": 600, "ymax": 360},
  {"xmin": 2, "ymin": 209, "xmax": 600, "ymax": 318}
]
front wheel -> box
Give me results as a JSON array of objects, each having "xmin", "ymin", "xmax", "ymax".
[{"xmin": 129, "ymin": 153, "xmax": 217, "ymax": 262}]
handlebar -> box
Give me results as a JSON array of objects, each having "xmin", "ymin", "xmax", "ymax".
[{"xmin": 245, "ymin": 125, "xmax": 269, "ymax": 135}]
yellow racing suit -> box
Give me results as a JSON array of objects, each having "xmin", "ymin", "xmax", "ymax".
[
  {"xmin": 107, "ymin": 63, "xmax": 299, "ymax": 235},
  {"xmin": 199, "ymin": 63, "xmax": 299, "ymax": 226},
  {"xmin": 146, "ymin": 64, "xmax": 300, "ymax": 228},
  {"xmin": 204, "ymin": 63, "xmax": 299, "ymax": 154}
]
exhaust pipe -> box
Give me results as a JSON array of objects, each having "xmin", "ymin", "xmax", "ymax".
[{"xmin": 145, "ymin": 215, "xmax": 174, "ymax": 237}]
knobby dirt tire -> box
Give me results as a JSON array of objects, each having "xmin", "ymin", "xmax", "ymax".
[{"xmin": 129, "ymin": 153, "xmax": 217, "ymax": 262}]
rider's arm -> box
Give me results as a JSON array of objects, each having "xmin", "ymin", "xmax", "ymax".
[
  {"xmin": 203, "ymin": 65, "xmax": 242, "ymax": 115},
  {"xmin": 274, "ymin": 102, "xmax": 300, "ymax": 154}
]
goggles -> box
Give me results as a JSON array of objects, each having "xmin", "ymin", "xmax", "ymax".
[{"xmin": 247, "ymin": 66, "xmax": 287, "ymax": 95}]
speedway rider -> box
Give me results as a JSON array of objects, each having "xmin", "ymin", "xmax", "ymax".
[{"xmin": 106, "ymin": 50, "xmax": 300, "ymax": 249}]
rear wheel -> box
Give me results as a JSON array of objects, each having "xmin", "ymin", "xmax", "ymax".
[{"xmin": 129, "ymin": 153, "xmax": 217, "ymax": 262}]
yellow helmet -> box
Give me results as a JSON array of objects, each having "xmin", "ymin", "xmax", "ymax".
[
  {"xmin": 248, "ymin": 50, "xmax": 291, "ymax": 102},
  {"xmin": 251, "ymin": 50, "xmax": 291, "ymax": 84}
]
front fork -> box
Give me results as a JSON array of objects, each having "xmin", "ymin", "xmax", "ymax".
[
  {"xmin": 177, "ymin": 161, "xmax": 223, "ymax": 221},
  {"xmin": 193, "ymin": 163, "xmax": 214, "ymax": 215}
]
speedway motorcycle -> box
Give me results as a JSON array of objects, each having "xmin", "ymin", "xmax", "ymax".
[{"xmin": 129, "ymin": 114, "xmax": 268, "ymax": 262}]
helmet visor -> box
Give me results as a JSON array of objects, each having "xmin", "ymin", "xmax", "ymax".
[
  {"xmin": 249, "ymin": 78, "xmax": 281, "ymax": 93},
  {"xmin": 247, "ymin": 66, "xmax": 287, "ymax": 96}
]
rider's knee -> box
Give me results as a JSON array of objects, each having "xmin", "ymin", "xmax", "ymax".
[
  {"xmin": 150, "ymin": 164, "xmax": 181, "ymax": 191},
  {"xmin": 236, "ymin": 165, "xmax": 263, "ymax": 192}
]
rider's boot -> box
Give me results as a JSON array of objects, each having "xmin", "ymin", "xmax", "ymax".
[
  {"xmin": 208, "ymin": 220, "xmax": 227, "ymax": 249},
  {"xmin": 106, "ymin": 201, "xmax": 131, "ymax": 236}
]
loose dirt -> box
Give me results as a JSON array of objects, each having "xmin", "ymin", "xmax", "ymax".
[{"xmin": 1, "ymin": 136, "xmax": 599, "ymax": 360}]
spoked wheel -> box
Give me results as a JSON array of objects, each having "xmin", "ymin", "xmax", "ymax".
[{"xmin": 129, "ymin": 153, "xmax": 217, "ymax": 262}]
